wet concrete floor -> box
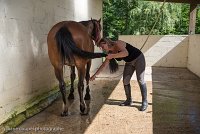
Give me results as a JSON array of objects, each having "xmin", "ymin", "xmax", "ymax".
[{"xmin": 8, "ymin": 67, "xmax": 200, "ymax": 134}]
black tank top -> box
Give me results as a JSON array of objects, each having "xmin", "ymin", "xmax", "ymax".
[{"xmin": 115, "ymin": 43, "xmax": 141, "ymax": 62}]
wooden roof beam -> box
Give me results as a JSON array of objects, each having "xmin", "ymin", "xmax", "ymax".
[{"xmin": 147, "ymin": 0, "xmax": 200, "ymax": 4}]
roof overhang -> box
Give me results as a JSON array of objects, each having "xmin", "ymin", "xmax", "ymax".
[{"xmin": 147, "ymin": 0, "xmax": 200, "ymax": 4}]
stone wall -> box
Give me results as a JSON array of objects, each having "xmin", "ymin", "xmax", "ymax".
[
  {"xmin": 0, "ymin": 0, "xmax": 102, "ymax": 128},
  {"xmin": 119, "ymin": 35, "xmax": 189, "ymax": 67},
  {"xmin": 187, "ymin": 35, "xmax": 200, "ymax": 77}
]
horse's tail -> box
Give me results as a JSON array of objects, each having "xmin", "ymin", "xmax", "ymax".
[{"xmin": 55, "ymin": 26, "xmax": 107, "ymax": 64}]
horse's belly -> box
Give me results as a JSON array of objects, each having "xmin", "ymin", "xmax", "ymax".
[{"xmin": 64, "ymin": 60, "xmax": 75, "ymax": 66}]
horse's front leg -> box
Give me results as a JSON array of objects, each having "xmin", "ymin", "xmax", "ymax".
[
  {"xmin": 77, "ymin": 66, "xmax": 86, "ymax": 114},
  {"xmin": 84, "ymin": 61, "xmax": 91, "ymax": 100},
  {"xmin": 68, "ymin": 66, "xmax": 76, "ymax": 100}
]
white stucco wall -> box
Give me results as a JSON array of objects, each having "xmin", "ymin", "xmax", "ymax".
[
  {"xmin": 187, "ymin": 35, "xmax": 200, "ymax": 77},
  {"xmin": 119, "ymin": 35, "xmax": 189, "ymax": 67},
  {"xmin": 0, "ymin": 0, "xmax": 102, "ymax": 124}
]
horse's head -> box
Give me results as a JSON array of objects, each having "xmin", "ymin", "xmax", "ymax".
[
  {"xmin": 79, "ymin": 18, "xmax": 102, "ymax": 43},
  {"xmin": 90, "ymin": 18, "xmax": 102, "ymax": 43}
]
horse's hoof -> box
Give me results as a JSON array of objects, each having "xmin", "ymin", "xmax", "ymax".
[
  {"xmin": 80, "ymin": 112, "xmax": 89, "ymax": 116},
  {"xmin": 68, "ymin": 93, "xmax": 74, "ymax": 100},
  {"xmin": 80, "ymin": 105, "xmax": 85, "ymax": 114},
  {"xmin": 84, "ymin": 94, "xmax": 91, "ymax": 100},
  {"xmin": 61, "ymin": 111, "xmax": 68, "ymax": 117},
  {"xmin": 80, "ymin": 108, "xmax": 89, "ymax": 116}
]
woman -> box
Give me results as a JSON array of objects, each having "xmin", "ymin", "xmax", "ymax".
[{"xmin": 90, "ymin": 38, "xmax": 148, "ymax": 111}]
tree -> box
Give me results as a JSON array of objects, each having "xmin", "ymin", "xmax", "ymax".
[
  {"xmin": 103, "ymin": 0, "xmax": 198, "ymax": 39},
  {"xmin": 103, "ymin": 0, "xmax": 138, "ymax": 39}
]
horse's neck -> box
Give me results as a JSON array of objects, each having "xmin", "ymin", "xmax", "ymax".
[{"xmin": 79, "ymin": 21, "xmax": 94, "ymax": 36}]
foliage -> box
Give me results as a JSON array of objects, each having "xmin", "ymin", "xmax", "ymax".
[
  {"xmin": 103, "ymin": 0, "xmax": 199, "ymax": 39},
  {"xmin": 103, "ymin": 0, "xmax": 138, "ymax": 39}
]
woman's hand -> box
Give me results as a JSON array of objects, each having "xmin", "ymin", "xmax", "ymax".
[
  {"xmin": 106, "ymin": 54, "xmax": 115, "ymax": 60},
  {"xmin": 90, "ymin": 75, "xmax": 96, "ymax": 81}
]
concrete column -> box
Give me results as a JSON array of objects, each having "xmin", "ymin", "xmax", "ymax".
[{"xmin": 189, "ymin": 4, "xmax": 197, "ymax": 34}]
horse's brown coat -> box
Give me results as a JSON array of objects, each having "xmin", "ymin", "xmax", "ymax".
[{"xmin": 47, "ymin": 19, "xmax": 102, "ymax": 116}]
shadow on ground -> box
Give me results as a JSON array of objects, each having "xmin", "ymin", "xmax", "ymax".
[
  {"xmin": 8, "ymin": 79, "xmax": 120, "ymax": 134},
  {"xmin": 8, "ymin": 67, "xmax": 200, "ymax": 134}
]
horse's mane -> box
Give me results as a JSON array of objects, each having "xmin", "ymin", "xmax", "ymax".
[
  {"xmin": 79, "ymin": 20, "xmax": 99, "ymax": 42},
  {"xmin": 79, "ymin": 20, "xmax": 90, "ymax": 26}
]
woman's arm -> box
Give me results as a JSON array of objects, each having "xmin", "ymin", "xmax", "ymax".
[{"xmin": 90, "ymin": 58, "xmax": 110, "ymax": 81}]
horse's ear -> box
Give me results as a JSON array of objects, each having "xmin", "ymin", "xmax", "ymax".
[
  {"xmin": 98, "ymin": 18, "xmax": 101, "ymax": 23},
  {"xmin": 91, "ymin": 17, "xmax": 93, "ymax": 20}
]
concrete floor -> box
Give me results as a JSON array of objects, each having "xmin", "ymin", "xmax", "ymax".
[{"xmin": 8, "ymin": 66, "xmax": 200, "ymax": 134}]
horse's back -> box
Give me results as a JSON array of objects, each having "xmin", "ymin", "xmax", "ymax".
[{"xmin": 48, "ymin": 21, "xmax": 87, "ymax": 39}]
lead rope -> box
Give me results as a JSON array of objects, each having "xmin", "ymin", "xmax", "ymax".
[
  {"xmin": 140, "ymin": 0, "xmax": 167, "ymax": 51},
  {"xmin": 94, "ymin": 0, "xmax": 167, "ymax": 79}
]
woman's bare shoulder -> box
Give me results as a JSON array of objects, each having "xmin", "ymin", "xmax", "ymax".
[
  {"xmin": 116, "ymin": 40, "xmax": 126, "ymax": 48},
  {"xmin": 116, "ymin": 40, "xmax": 126, "ymax": 44}
]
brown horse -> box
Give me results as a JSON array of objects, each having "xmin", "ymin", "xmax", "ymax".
[{"xmin": 47, "ymin": 19, "xmax": 107, "ymax": 116}]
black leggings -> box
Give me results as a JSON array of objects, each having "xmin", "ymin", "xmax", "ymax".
[{"xmin": 123, "ymin": 54, "xmax": 146, "ymax": 86}]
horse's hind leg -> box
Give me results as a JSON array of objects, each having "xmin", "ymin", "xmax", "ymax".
[
  {"xmin": 68, "ymin": 66, "xmax": 76, "ymax": 100},
  {"xmin": 54, "ymin": 67, "xmax": 68, "ymax": 116},
  {"xmin": 77, "ymin": 66, "xmax": 86, "ymax": 114},
  {"xmin": 84, "ymin": 61, "xmax": 91, "ymax": 100}
]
